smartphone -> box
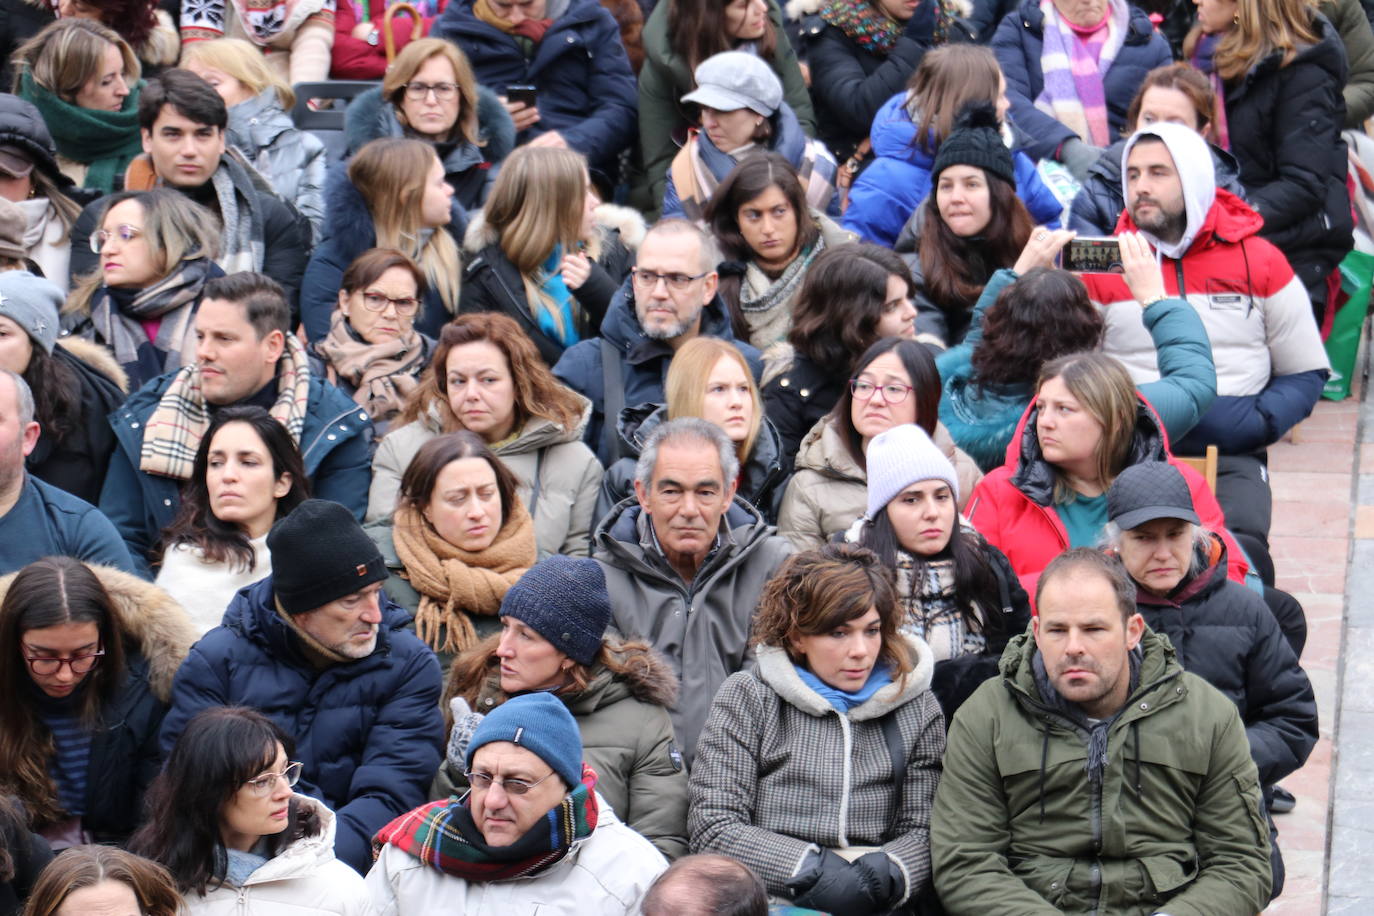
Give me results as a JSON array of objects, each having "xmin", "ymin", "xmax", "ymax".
[
  {"xmin": 505, "ymin": 84, "xmax": 537, "ymax": 109},
  {"xmin": 1061, "ymin": 236, "xmax": 1124, "ymax": 274}
]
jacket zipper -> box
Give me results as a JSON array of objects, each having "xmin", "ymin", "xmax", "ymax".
[
  {"xmin": 836, "ymin": 713, "xmax": 852, "ymax": 846},
  {"xmin": 237, "ymin": 885, "xmax": 247, "ymax": 914}
]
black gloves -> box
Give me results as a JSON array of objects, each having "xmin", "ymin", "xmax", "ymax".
[{"xmin": 787, "ymin": 848, "xmax": 907, "ymax": 916}]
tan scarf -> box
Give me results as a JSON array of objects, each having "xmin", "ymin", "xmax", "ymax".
[
  {"xmin": 392, "ymin": 501, "xmax": 537, "ymax": 655},
  {"xmin": 317, "ymin": 312, "xmax": 427, "ymax": 424},
  {"xmin": 139, "ymin": 334, "xmax": 312, "ymax": 480}
]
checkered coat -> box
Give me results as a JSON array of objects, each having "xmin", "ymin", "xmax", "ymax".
[{"xmin": 688, "ymin": 636, "xmax": 944, "ymax": 904}]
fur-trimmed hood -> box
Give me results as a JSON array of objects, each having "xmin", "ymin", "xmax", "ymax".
[
  {"xmin": 57, "ymin": 335, "xmax": 129, "ymax": 393},
  {"xmin": 461, "ymin": 202, "xmax": 647, "ymax": 255},
  {"xmin": 0, "ymin": 563, "xmax": 195, "ymax": 702},
  {"xmin": 753, "ymin": 634, "xmax": 935, "ymax": 721},
  {"xmin": 343, "ymin": 83, "xmax": 517, "ymax": 166}
]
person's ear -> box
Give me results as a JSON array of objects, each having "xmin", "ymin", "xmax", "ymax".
[
  {"xmin": 20, "ymin": 420, "xmax": 39, "ymax": 457},
  {"xmin": 633, "ymin": 477, "xmax": 651, "ymax": 514},
  {"xmin": 701, "ymin": 270, "xmax": 718, "ymax": 303},
  {"xmin": 1125, "ymin": 612, "xmax": 1145, "ymax": 650},
  {"xmin": 263, "ymin": 328, "xmax": 286, "ymax": 365},
  {"xmin": 273, "ymin": 472, "xmax": 292, "ymax": 500},
  {"xmin": 337, "ymin": 289, "xmax": 349, "ymax": 317},
  {"xmin": 141, "ymin": 128, "xmax": 153, "ymax": 155}
]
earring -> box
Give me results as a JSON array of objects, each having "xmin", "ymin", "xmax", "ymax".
[{"xmin": 1233, "ymin": 11, "xmax": 1239, "ymax": 22}]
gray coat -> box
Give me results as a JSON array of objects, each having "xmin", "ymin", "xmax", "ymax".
[
  {"xmin": 227, "ymin": 89, "xmax": 326, "ymax": 239},
  {"xmin": 594, "ymin": 497, "xmax": 793, "ymax": 764},
  {"xmin": 367, "ymin": 397, "xmax": 604, "ymax": 558},
  {"xmin": 688, "ymin": 638, "xmax": 945, "ymax": 903}
]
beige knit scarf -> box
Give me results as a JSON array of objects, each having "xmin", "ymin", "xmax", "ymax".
[
  {"xmin": 392, "ymin": 501, "xmax": 537, "ymax": 655},
  {"xmin": 317, "ymin": 311, "xmax": 426, "ymax": 424}
]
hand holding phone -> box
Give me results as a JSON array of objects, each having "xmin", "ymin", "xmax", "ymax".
[
  {"xmin": 1117, "ymin": 231, "xmax": 1168, "ymax": 306},
  {"xmin": 1012, "ymin": 227, "xmax": 1077, "ymax": 274},
  {"xmin": 503, "ymin": 85, "xmax": 540, "ymax": 131}
]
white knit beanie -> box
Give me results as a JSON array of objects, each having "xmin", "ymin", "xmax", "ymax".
[{"xmin": 865, "ymin": 424, "xmax": 959, "ymax": 519}]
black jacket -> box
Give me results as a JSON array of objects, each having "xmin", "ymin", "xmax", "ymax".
[
  {"xmin": 1135, "ymin": 533, "xmax": 1318, "ymax": 788},
  {"xmin": 0, "ymin": 92, "xmax": 99, "ymax": 208},
  {"xmin": 1222, "ymin": 12, "xmax": 1354, "ymax": 286},
  {"xmin": 0, "ymin": 811, "xmax": 49, "ymax": 916},
  {"xmin": 761, "ymin": 351, "xmax": 846, "ymax": 471},
  {"xmin": 0, "ymin": 0, "xmax": 53, "ymax": 86},
  {"xmin": 1070, "ymin": 137, "xmax": 1249, "ymax": 236},
  {"xmin": 80, "ymin": 651, "xmax": 169, "ymax": 843},
  {"xmin": 26, "ymin": 340, "xmax": 127, "ymax": 505}
]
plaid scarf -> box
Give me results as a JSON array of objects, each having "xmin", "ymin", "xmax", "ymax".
[
  {"xmin": 894, "ymin": 551, "xmax": 986, "ymax": 662},
  {"xmin": 317, "ymin": 311, "xmax": 428, "ymax": 423},
  {"xmin": 1034, "ymin": 0, "xmax": 1127, "ymax": 148},
  {"xmin": 89, "ymin": 257, "xmax": 217, "ymax": 384},
  {"xmin": 139, "ymin": 334, "xmax": 312, "ymax": 480},
  {"xmin": 373, "ymin": 765, "xmax": 599, "ymax": 882}
]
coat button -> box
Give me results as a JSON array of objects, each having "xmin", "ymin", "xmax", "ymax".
[
  {"xmin": 779, "ymin": 378, "xmax": 789, "ymax": 387},
  {"xmin": 483, "ymin": 697, "xmax": 494, "ymax": 707},
  {"xmin": 327, "ymin": 433, "xmax": 336, "ymax": 440},
  {"xmin": 163, "ymin": 498, "xmax": 173, "ymax": 506},
  {"xmin": 562, "ymin": 632, "xmax": 572, "ymax": 641},
  {"xmin": 1139, "ymin": 702, "xmax": 1149, "ymax": 710},
  {"xmin": 131, "ymin": 422, "xmax": 139, "ymax": 428},
  {"xmin": 358, "ymin": 413, "xmax": 367, "ymax": 421},
  {"xmin": 566, "ymin": 34, "xmax": 575, "ymax": 42},
  {"xmin": 799, "ymin": 388, "xmax": 810, "ymax": 398}
]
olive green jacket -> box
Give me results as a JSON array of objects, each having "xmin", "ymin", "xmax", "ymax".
[
  {"xmin": 634, "ymin": 0, "xmax": 816, "ymax": 214},
  {"xmin": 930, "ymin": 627, "xmax": 1272, "ymax": 916},
  {"xmin": 1319, "ymin": 0, "xmax": 1374, "ymax": 127}
]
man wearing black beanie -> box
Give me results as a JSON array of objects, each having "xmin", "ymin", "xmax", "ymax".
[{"xmin": 157, "ymin": 499, "xmax": 443, "ymax": 876}]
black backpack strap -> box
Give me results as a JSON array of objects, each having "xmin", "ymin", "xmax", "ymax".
[
  {"xmin": 880, "ymin": 712, "xmax": 906, "ymax": 837},
  {"xmin": 600, "ymin": 337, "xmax": 624, "ymax": 464}
]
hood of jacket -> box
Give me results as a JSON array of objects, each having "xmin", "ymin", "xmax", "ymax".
[
  {"xmin": 344, "ymin": 83, "xmax": 516, "ymax": 170},
  {"xmin": 228, "ymin": 88, "xmax": 296, "ymax": 152},
  {"xmin": 239, "ymin": 795, "xmax": 343, "ymax": 886},
  {"xmin": 0, "ymin": 563, "xmax": 195, "ymax": 702},
  {"xmin": 753, "ymin": 635, "xmax": 935, "ymax": 722},
  {"xmin": 567, "ymin": 640, "xmax": 680, "ymax": 712},
  {"xmin": 221, "ymin": 576, "xmax": 412, "ymax": 669},
  {"xmin": 499, "ymin": 397, "xmax": 594, "ymax": 455},
  {"xmin": 1002, "ymin": 393, "xmax": 1172, "ymax": 507},
  {"xmin": 598, "ymin": 276, "xmax": 740, "ymax": 353},
  {"xmin": 56, "ymin": 336, "xmax": 129, "ymax": 393},
  {"xmin": 0, "ymin": 92, "xmax": 70, "ymax": 189},
  {"xmin": 1113, "ymin": 185, "xmax": 1263, "ymax": 261},
  {"xmin": 1087, "ymin": 134, "xmax": 1245, "ymax": 204},
  {"xmin": 1134, "ymin": 529, "xmax": 1230, "ymax": 610},
  {"xmin": 462, "ymin": 202, "xmax": 647, "ymax": 255},
  {"xmin": 1118, "ymin": 122, "xmax": 1217, "ymax": 259}
]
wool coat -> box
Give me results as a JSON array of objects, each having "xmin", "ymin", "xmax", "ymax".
[
  {"xmin": 689, "ymin": 638, "xmax": 945, "ymax": 904},
  {"xmin": 931, "ymin": 627, "xmax": 1274, "ymax": 915},
  {"xmin": 158, "ymin": 578, "xmax": 443, "ymax": 875}
]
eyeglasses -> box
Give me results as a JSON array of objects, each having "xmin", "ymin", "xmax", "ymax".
[
  {"xmin": 360, "ymin": 291, "xmax": 421, "ymax": 315},
  {"xmin": 631, "ymin": 268, "xmax": 709, "ymax": 293},
  {"xmin": 465, "ymin": 769, "xmax": 557, "ymax": 796},
  {"xmin": 849, "ymin": 379, "xmax": 915, "ymax": 404},
  {"xmin": 21, "ymin": 646, "xmax": 105, "ymax": 677},
  {"xmin": 403, "ymin": 81, "xmax": 459, "ymax": 101},
  {"xmin": 244, "ymin": 761, "xmax": 303, "ymax": 797},
  {"xmin": 90, "ymin": 224, "xmax": 143, "ymax": 253}
]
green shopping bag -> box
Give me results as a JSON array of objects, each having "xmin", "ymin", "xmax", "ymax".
[{"xmin": 1322, "ymin": 249, "xmax": 1374, "ymax": 401}]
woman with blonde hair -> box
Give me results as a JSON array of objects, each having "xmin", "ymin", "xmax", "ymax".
[
  {"xmin": 301, "ymin": 137, "xmax": 463, "ymax": 341},
  {"xmin": 345, "ymin": 36, "xmax": 514, "ymax": 210},
  {"xmin": 460, "ymin": 145, "xmax": 641, "ymax": 367},
  {"xmin": 595, "ymin": 336, "xmax": 788, "ymax": 523},
  {"xmin": 1186, "ymin": 0, "xmax": 1351, "ymax": 320},
  {"xmin": 54, "ymin": 0, "xmax": 179, "ymax": 75},
  {"xmin": 368, "ymin": 313, "xmax": 603, "ymax": 558},
  {"xmin": 64, "ymin": 188, "xmax": 222, "ymax": 388},
  {"xmin": 182, "ymin": 37, "xmax": 326, "ymax": 237},
  {"xmin": 12, "ymin": 18, "xmax": 143, "ymax": 193}
]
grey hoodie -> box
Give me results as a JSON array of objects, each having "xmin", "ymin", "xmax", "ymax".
[{"xmin": 1119, "ymin": 121, "xmax": 1216, "ymax": 260}]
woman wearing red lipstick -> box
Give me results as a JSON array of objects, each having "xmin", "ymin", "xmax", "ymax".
[
  {"xmin": 0, "ymin": 556, "xmax": 194, "ymax": 850},
  {"xmin": 130, "ymin": 706, "xmax": 369, "ymax": 913},
  {"xmin": 154, "ymin": 406, "xmax": 310, "ymax": 635},
  {"xmin": 690, "ymin": 543, "xmax": 943, "ymax": 913}
]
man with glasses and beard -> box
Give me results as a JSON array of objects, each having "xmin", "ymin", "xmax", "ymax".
[
  {"xmin": 159, "ymin": 498, "xmax": 442, "ymax": 877},
  {"xmin": 554, "ymin": 218, "xmax": 762, "ymax": 465}
]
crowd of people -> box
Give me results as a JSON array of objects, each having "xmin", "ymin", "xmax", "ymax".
[{"xmin": 0, "ymin": 0, "xmax": 1351, "ymax": 910}]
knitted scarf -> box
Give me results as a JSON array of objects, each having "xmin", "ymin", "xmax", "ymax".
[
  {"xmin": 819, "ymin": 0, "xmax": 902, "ymax": 54},
  {"xmin": 181, "ymin": 0, "xmax": 336, "ymax": 44},
  {"xmin": 473, "ymin": 0, "xmax": 553, "ymax": 42},
  {"xmin": 795, "ymin": 661, "xmax": 892, "ymax": 712},
  {"xmin": 211, "ymin": 157, "xmax": 266, "ymax": 276},
  {"xmin": 139, "ymin": 334, "xmax": 312, "ymax": 480},
  {"xmin": 533, "ymin": 246, "xmax": 578, "ymax": 348},
  {"xmin": 1033, "ymin": 0, "xmax": 1128, "ymax": 147},
  {"xmin": 88, "ymin": 257, "xmax": 217, "ymax": 383},
  {"xmin": 738, "ymin": 237, "xmax": 825, "ymax": 349},
  {"xmin": 317, "ymin": 311, "xmax": 428, "ymax": 423},
  {"xmin": 373, "ymin": 764, "xmax": 599, "ymax": 882},
  {"xmin": 894, "ymin": 551, "xmax": 987, "ymax": 663},
  {"xmin": 17, "ymin": 71, "xmax": 144, "ymax": 193},
  {"xmin": 1189, "ymin": 32, "xmax": 1231, "ymax": 151},
  {"xmin": 392, "ymin": 501, "xmax": 537, "ymax": 655}
]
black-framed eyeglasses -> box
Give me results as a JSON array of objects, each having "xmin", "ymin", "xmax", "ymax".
[
  {"xmin": 465, "ymin": 769, "xmax": 557, "ymax": 796},
  {"xmin": 244, "ymin": 761, "xmax": 303, "ymax": 797},
  {"xmin": 403, "ymin": 81, "xmax": 459, "ymax": 101},
  {"xmin": 359, "ymin": 291, "xmax": 421, "ymax": 315},
  {"xmin": 631, "ymin": 268, "xmax": 709, "ymax": 293},
  {"xmin": 90, "ymin": 225, "xmax": 143, "ymax": 253},
  {"xmin": 849, "ymin": 379, "xmax": 914, "ymax": 404},
  {"xmin": 21, "ymin": 645, "xmax": 105, "ymax": 677}
]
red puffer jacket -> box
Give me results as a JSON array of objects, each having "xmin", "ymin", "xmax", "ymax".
[{"xmin": 966, "ymin": 395, "xmax": 1249, "ymax": 592}]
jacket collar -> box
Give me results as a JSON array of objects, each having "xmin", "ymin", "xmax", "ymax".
[
  {"xmin": 225, "ymin": 577, "xmax": 406, "ymax": 671},
  {"xmin": 754, "ymin": 635, "xmax": 935, "ymax": 721}
]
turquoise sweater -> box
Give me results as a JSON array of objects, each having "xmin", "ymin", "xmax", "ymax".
[{"xmin": 938, "ymin": 268, "xmax": 1217, "ymax": 472}]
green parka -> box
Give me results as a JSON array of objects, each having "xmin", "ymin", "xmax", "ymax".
[
  {"xmin": 431, "ymin": 639, "xmax": 689, "ymax": 860},
  {"xmin": 930, "ymin": 627, "xmax": 1272, "ymax": 916},
  {"xmin": 634, "ymin": 0, "xmax": 816, "ymax": 214}
]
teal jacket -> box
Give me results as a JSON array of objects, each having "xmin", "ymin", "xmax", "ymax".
[
  {"xmin": 938, "ymin": 269, "xmax": 1217, "ymax": 473},
  {"xmin": 931, "ymin": 627, "xmax": 1272, "ymax": 915}
]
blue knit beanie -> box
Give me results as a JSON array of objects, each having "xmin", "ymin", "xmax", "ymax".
[
  {"xmin": 466, "ymin": 693, "xmax": 583, "ymax": 791},
  {"xmin": 499, "ymin": 556, "xmax": 611, "ymax": 666}
]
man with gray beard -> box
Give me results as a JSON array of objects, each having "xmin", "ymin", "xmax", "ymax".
[
  {"xmin": 554, "ymin": 218, "xmax": 763, "ymax": 465},
  {"xmin": 158, "ymin": 498, "xmax": 442, "ymax": 876}
]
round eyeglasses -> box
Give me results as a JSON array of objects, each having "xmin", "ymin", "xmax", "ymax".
[
  {"xmin": 89, "ymin": 225, "xmax": 143, "ymax": 253},
  {"xmin": 22, "ymin": 646, "xmax": 105, "ymax": 677},
  {"xmin": 849, "ymin": 379, "xmax": 914, "ymax": 404},
  {"xmin": 359, "ymin": 291, "xmax": 421, "ymax": 315}
]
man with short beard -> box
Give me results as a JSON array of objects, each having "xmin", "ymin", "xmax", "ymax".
[
  {"xmin": 1079, "ymin": 122, "xmax": 1329, "ymax": 593},
  {"xmin": 931, "ymin": 548, "xmax": 1273, "ymax": 915},
  {"xmin": 554, "ymin": 218, "xmax": 762, "ymax": 465},
  {"xmin": 159, "ymin": 498, "xmax": 442, "ymax": 877}
]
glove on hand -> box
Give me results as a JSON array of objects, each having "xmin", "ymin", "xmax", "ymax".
[
  {"xmin": 446, "ymin": 697, "xmax": 485, "ymax": 769},
  {"xmin": 787, "ymin": 849, "xmax": 885, "ymax": 916},
  {"xmin": 1060, "ymin": 138, "xmax": 1105, "ymax": 183},
  {"xmin": 853, "ymin": 851, "xmax": 907, "ymax": 909}
]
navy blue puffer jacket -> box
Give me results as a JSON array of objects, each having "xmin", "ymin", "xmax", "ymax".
[{"xmin": 159, "ymin": 578, "xmax": 443, "ymax": 875}]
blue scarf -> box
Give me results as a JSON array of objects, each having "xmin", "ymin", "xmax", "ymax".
[
  {"xmin": 535, "ymin": 245, "xmax": 578, "ymax": 348},
  {"xmin": 795, "ymin": 663, "xmax": 893, "ymax": 712}
]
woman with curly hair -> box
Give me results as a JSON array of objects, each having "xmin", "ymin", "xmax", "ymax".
[
  {"xmin": 937, "ymin": 228, "xmax": 1217, "ymax": 472},
  {"xmin": 689, "ymin": 542, "xmax": 943, "ymax": 913}
]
